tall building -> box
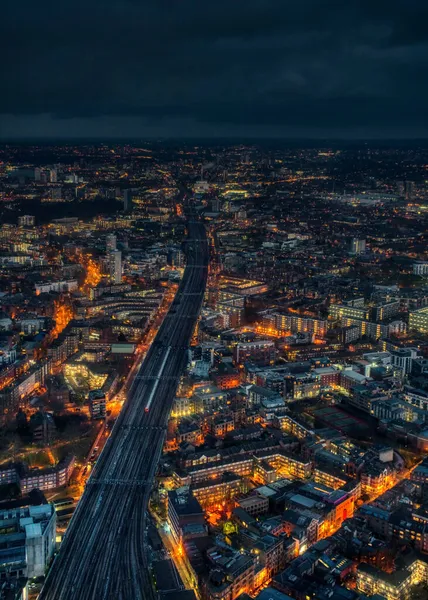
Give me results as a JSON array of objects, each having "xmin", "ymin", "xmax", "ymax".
[
  {"xmin": 106, "ymin": 234, "xmax": 117, "ymax": 252},
  {"xmin": 390, "ymin": 348, "xmax": 419, "ymax": 375},
  {"xmin": 409, "ymin": 306, "xmax": 428, "ymax": 334},
  {"xmin": 264, "ymin": 312, "xmax": 327, "ymax": 337},
  {"xmin": 0, "ymin": 502, "xmax": 56, "ymax": 579},
  {"xmin": 349, "ymin": 238, "xmax": 366, "ymax": 255},
  {"xmin": 212, "ymin": 197, "xmax": 221, "ymax": 212},
  {"xmin": 89, "ymin": 390, "xmax": 106, "ymax": 419},
  {"xmin": 329, "ymin": 303, "xmax": 370, "ymax": 321},
  {"xmin": 49, "ymin": 168, "xmax": 58, "ymax": 183},
  {"xmin": 413, "ymin": 262, "xmax": 428, "ymax": 276},
  {"xmin": 168, "ymin": 247, "xmax": 184, "ymax": 267},
  {"xmin": 167, "ymin": 488, "xmax": 205, "ymax": 542},
  {"xmin": 18, "ymin": 215, "xmax": 35, "ymax": 227},
  {"xmin": 109, "ymin": 250, "xmax": 122, "ymax": 284},
  {"xmin": 50, "ymin": 187, "xmax": 62, "ymax": 201},
  {"xmin": 123, "ymin": 189, "xmax": 133, "ymax": 212},
  {"xmin": 405, "ymin": 180, "xmax": 415, "ymax": 201}
]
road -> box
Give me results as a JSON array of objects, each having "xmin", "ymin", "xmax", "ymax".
[
  {"xmin": 39, "ymin": 217, "xmax": 209, "ymax": 600},
  {"xmin": 150, "ymin": 513, "xmax": 201, "ymax": 600}
]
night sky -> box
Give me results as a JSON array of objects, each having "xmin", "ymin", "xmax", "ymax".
[{"xmin": 2, "ymin": 0, "xmax": 427, "ymax": 139}]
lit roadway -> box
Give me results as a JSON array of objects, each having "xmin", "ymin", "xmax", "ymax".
[{"xmin": 39, "ymin": 218, "xmax": 209, "ymax": 600}]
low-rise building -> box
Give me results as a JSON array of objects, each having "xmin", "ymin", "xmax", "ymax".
[
  {"xmin": 20, "ymin": 455, "xmax": 75, "ymax": 493},
  {"xmin": 236, "ymin": 492, "xmax": 269, "ymax": 517},
  {"xmin": 191, "ymin": 473, "xmax": 247, "ymax": 508},
  {"xmin": 204, "ymin": 548, "xmax": 255, "ymax": 600},
  {"xmin": 234, "ymin": 341, "xmax": 276, "ymax": 367},
  {"xmin": 356, "ymin": 557, "xmax": 428, "ymax": 600}
]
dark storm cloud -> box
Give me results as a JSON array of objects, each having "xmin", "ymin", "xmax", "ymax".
[{"xmin": 1, "ymin": 0, "xmax": 428, "ymax": 138}]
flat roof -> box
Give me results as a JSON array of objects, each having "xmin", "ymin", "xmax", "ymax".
[
  {"xmin": 289, "ymin": 494, "xmax": 317, "ymax": 509},
  {"xmin": 256, "ymin": 588, "xmax": 295, "ymax": 600},
  {"xmin": 153, "ymin": 559, "xmax": 182, "ymax": 593}
]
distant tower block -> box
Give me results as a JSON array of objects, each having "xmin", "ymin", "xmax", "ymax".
[
  {"xmin": 349, "ymin": 238, "xmax": 366, "ymax": 255},
  {"xmin": 123, "ymin": 189, "xmax": 133, "ymax": 212},
  {"xmin": 18, "ymin": 215, "xmax": 35, "ymax": 227},
  {"xmin": 405, "ymin": 181, "xmax": 415, "ymax": 201},
  {"xmin": 109, "ymin": 250, "xmax": 122, "ymax": 284},
  {"xmin": 106, "ymin": 234, "xmax": 117, "ymax": 252}
]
